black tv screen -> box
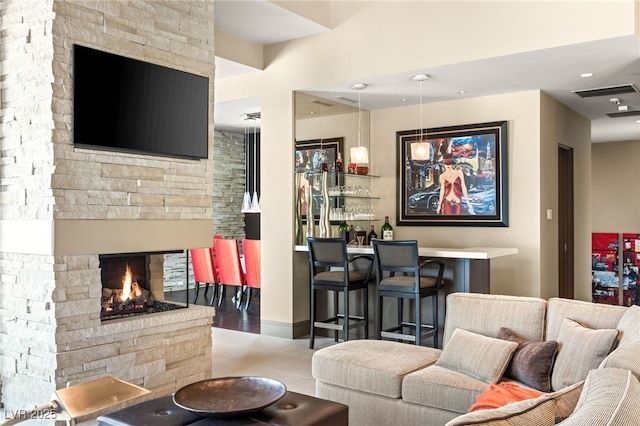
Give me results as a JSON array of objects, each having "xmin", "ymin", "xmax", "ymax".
[{"xmin": 73, "ymin": 45, "xmax": 209, "ymax": 159}]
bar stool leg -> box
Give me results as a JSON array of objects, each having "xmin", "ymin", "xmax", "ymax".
[
  {"xmin": 432, "ymin": 290, "xmax": 439, "ymax": 348},
  {"xmin": 377, "ymin": 295, "xmax": 383, "ymax": 340},
  {"xmin": 415, "ymin": 296, "xmax": 422, "ymax": 346},
  {"xmin": 333, "ymin": 290, "xmax": 339, "ymax": 342},
  {"xmin": 343, "ymin": 289, "xmax": 350, "ymax": 342},
  {"xmin": 309, "ymin": 287, "xmax": 316, "ymax": 349},
  {"xmin": 397, "ymin": 298, "xmax": 403, "ymax": 339},
  {"xmin": 364, "ymin": 286, "xmax": 369, "ymax": 339}
]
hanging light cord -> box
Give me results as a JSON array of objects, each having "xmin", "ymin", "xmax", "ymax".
[
  {"xmin": 419, "ymin": 79, "xmax": 424, "ymax": 142},
  {"xmin": 253, "ymin": 119, "xmax": 257, "ymax": 193},
  {"xmin": 358, "ymin": 89, "xmax": 362, "ymax": 147},
  {"xmin": 244, "ymin": 121, "xmax": 249, "ymax": 189}
]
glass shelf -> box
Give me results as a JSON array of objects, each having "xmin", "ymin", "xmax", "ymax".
[
  {"xmin": 328, "ymin": 194, "xmax": 380, "ymax": 200},
  {"xmin": 295, "ymin": 169, "xmax": 379, "ymax": 244},
  {"xmin": 336, "ymin": 172, "xmax": 380, "ymax": 179},
  {"xmin": 304, "ymin": 171, "xmax": 380, "ymax": 179}
]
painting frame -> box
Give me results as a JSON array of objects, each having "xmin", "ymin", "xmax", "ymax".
[
  {"xmin": 397, "ymin": 121, "xmax": 508, "ymax": 227},
  {"xmin": 295, "ymin": 137, "xmax": 343, "ymax": 221}
]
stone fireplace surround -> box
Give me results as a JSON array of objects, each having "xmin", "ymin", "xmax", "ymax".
[{"xmin": 0, "ymin": 0, "xmax": 217, "ymax": 414}]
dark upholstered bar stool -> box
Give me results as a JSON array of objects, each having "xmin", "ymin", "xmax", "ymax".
[
  {"xmin": 307, "ymin": 237, "xmax": 373, "ymax": 349},
  {"xmin": 372, "ymin": 240, "xmax": 445, "ymax": 347}
]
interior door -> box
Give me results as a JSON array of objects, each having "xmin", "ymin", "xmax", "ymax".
[{"xmin": 558, "ymin": 145, "xmax": 574, "ymax": 298}]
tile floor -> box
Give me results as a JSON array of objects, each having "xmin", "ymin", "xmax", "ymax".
[
  {"xmin": 73, "ymin": 327, "xmax": 334, "ymax": 425},
  {"xmin": 210, "ymin": 327, "xmax": 334, "ymax": 397}
]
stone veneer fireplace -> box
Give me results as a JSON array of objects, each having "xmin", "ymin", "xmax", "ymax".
[{"xmin": 0, "ymin": 0, "xmax": 217, "ymax": 413}]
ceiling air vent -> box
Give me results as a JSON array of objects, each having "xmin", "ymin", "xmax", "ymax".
[
  {"xmin": 572, "ymin": 84, "xmax": 638, "ymax": 98},
  {"xmin": 606, "ymin": 110, "xmax": 640, "ymax": 118},
  {"xmin": 309, "ymin": 99, "xmax": 334, "ymax": 108},
  {"xmin": 335, "ymin": 96, "xmax": 358, "ymax": 103}
]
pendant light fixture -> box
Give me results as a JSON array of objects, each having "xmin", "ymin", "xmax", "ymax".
[
  {"xmin": 241, "ymin": 112, "xmax": 261, "ymax": 213},
  {"xmin": 410, "ymin": 74, "xmax": 431, "ymax": 161},
  {"xmin": 249, "ymin": 116, "xmax": 261, "ymax": 212},
  {"xmin": 350, "ymin": 83, "xmax": 369, "ymax": 173},
  {"xmin": 241, "ymin": 119, "xmax": 252, "ymax": 212}
]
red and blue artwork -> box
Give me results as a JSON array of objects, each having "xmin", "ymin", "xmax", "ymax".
[
  {"xmin": 592, "ymin": 233, "xmax": 619, "ymax": 305},
  {"xmin": 622, "ymin": 233, "xmax": 640, "ymax": 306}
]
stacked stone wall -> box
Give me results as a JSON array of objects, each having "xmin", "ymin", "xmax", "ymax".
[
  {"xmin": 163, "ymin": 129, "xmax": 246, "ymax": 292},
  {"xmin": 0, "ymin": 0, "xmax": 216, "ymax": 411}
]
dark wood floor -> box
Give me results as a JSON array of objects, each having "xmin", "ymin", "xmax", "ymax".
[{"xmin": 165, "ymin": 285, "xmax": 261, "ymax": 334}]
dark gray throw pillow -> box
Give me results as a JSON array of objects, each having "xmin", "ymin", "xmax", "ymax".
[{"xmin": 497, "ymin": 327, "xmax": 558, "ymax": 392}]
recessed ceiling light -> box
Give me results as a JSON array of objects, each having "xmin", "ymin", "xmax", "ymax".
[
  {"xmin": 399, "ymin": 98, "xmax": 408, "ymax": 102},
  {"xmin": 580, "ymin": 72, "xmax": 594, "ymax": 78},
  {"xmin": 636, "ymin": 119, "xmax": 640, "ymax": 123},
  {"xmin": 456, "ymin": 90, "xmax": 467, "ymax": 94},
  {"xmin": 351, "ymin": 83, "xmax": 368, "ymax": 90}
]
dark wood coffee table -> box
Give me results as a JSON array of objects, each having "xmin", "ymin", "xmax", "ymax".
[{"xmin": 97, "ymin": 391, "xmax": 348, "ymax": 426}]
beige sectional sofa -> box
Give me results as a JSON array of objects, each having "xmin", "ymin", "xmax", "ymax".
[{"xmin": 312, "ymin": 293, "xmax": 640, "ymax": 426}]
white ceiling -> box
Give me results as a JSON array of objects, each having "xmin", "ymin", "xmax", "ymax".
[{"xmin": 213, "ymin": 1, "xmax": 640, "ymax": 143}]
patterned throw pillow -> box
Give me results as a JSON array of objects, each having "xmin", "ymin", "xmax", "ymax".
[
  {"xmin": 551, "ymin": 318, "xmax": 618, "ymax": 391},
  {"xmin": 599, "ymin": 336, "xmax": 640, "ymax": 381},
  {"xmin": 497, "ymin": 327, "xmax": 558, "ymax": 392},
  {"xmin": 615, "ymin": 305, "xmax": 640, "ymax": 346},
  {"xmin": 436, "ymin": 328, "xmax": 518, "ymax": 384}
]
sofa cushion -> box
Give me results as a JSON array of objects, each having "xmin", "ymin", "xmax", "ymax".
[
  {"xmin": 443, "ymin": 381, "xmax": 583, "ymax": 426},
  {"xmin": 436, "ymin": 328, "xmax": 518, "ymax": 384},
  {"xmin": 545, "ymin": 297, "xmax": 626, "ymax": 342},
  {"xmin": 311, "ymin": 340, "xmax": 440, "ymax": 398},
  {"xmin": 599, "ymin": 336, "xmax": 640, "ymax": 381},
  {"xmin": 403, "ymin": 365, "xmax": 488, "ymax": 414},
  {"xmin": 557, "ymin": 368, "xmax": 640, "ymax": 425},
  {"xmin": 551, "ymin": 318, "xmax": 618, "ymax": 391},
  {"xmin": 497, "ymin": 327, "xmax": 557, "ymax": 392},
  {"xmin": 616, "ymin": 305, "xmax": 640, "ymax": 346},
  {"xmin": 443, "ymin": 293, "xmax": 547, "ymax": 347}
]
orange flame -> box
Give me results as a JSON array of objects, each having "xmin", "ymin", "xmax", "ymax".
[{"xmin": 121, "ymin": 264, "xmax": 133, "ymax": 301}]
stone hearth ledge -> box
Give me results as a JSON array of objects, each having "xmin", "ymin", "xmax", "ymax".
[{"xmin": 58, "ymin": 304, "xmax": 215, "ymax": 406}]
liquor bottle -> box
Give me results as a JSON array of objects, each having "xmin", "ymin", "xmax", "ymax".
[
  {"xmin": 367, "ymin": 225, "xmax": 378, "ymax": 245},
  {"xmin": 336, "ymin": 151, "xmax": 344, "ymax": 172},
  {"xmin": 338, "ymin": 221, "xmax": 349, "ymax": 240},
  {"xmin": 348, "ymin": 159, "xmax": 357, "ymax": 174},
  {"xmin": 348, "ymin": 224, "xmax": 354, "ymax": 243},
  {"xmin": 381, "ymin": 216, "xmax": 393, "ymax": 240}
]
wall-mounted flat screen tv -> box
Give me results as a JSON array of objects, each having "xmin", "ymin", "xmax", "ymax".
[{"xmin": 73, "ymin": 44, "xmax": 209, "ymax": 159}]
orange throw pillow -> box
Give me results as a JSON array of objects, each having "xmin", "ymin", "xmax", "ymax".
[{"xmin": 468, "ymin": 382, "xmax": 543, "ymax": 412}]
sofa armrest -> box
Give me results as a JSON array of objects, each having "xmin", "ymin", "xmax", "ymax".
[
  {"xmin": 443, "ymin": 380, "xmax": 583, "ymax": 426},
  {"xmin": 557, "ymin": 368, "xmax": 640, "ymax": 425}
]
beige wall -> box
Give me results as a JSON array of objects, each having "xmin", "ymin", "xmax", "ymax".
[
  {"xmin": 216, "ymin": 0, "xmax": 636, "ymax": 336},
  {"xmin": 371, "ymin": 92, "xmax": 543, "ymax": 298},
  {"xmin": 592, "ymin": 141, "xmax": 640, "ymax": 233},
  {"xmin": 540, "ymin": 93, "xmax": 593, "ymax": 301}
]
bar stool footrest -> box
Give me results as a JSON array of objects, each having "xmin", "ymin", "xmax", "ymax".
[
  {"xmin": 381, "ymin": 325, "xmax": 436, "ymax": 342},
  {"xmin": 314, "ymin": 318, "xmax": 367, "ymax": 331}
]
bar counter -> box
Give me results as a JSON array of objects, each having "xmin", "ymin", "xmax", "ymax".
[
  {"xmin": 294, "ymin": 244, "xmax": 518, "ymax": 293},
  {"xmin": 295, "ymin": 245, "xmax": 517, "ymax": 259}
]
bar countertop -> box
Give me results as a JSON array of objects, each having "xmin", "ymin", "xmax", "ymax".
[{"xmin": 294, "ymin": 245, "xmax": 518, "ymax": 260}]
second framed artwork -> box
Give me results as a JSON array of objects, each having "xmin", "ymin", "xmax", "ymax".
[
  {"xmin": 295, "ymin": 137, "xmax": 343, "ymax": 220},
  {"xmin": 397, "ymin": 121, "xmax": 508, "ymax": 227}
]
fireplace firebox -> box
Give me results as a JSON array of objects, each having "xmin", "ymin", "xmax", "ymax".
[{"xmin": 99, "ymin": 252, "xmax": 185, "ymax": 321}]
